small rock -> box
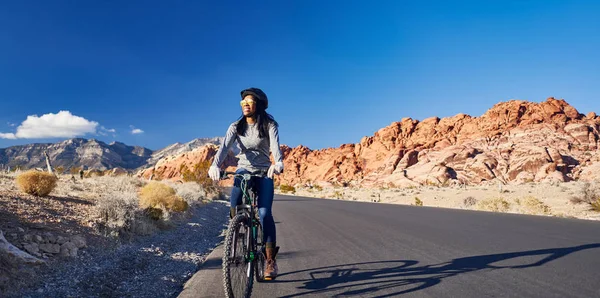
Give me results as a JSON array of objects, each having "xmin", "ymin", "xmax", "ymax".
[
  {"xmin": 34, "ymin": 235, "xmax": 44, "ymax": 243},
  {"xmin": 17, "ymin": 227, "xmax": 25, "ymax": 233},
  {"xmin": 56, "ymin": 236, "xmax": 68, "ymax": 244},
  {"xmin": 9, "ymin": 233, "xmax": 17, "ymax": 239},
  {"xmin": 24, "ymin": 243, "xmax": 40, "ymax": 255},
  {"xmin": 39, "ymin": 243, "xmax": 61, "ymax": 254},
  {"xmin": 44, "ymin": 232, "xmax": 57, "ymax": 244},
  {"xmin": 70, "ymin": 235, "xmax": 87, "ymax": 249},
  {"xmin": 24, "ymin": 234, "xmax": 33, "ymax": 241},
  {"xmin": 60, "ymin": 242, "xmax": 78, "ymax": 257}
]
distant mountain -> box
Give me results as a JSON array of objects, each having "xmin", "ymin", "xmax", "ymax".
[{"xmin": 0, "ymin": 137, "xmax": 234, "ymax": 171}]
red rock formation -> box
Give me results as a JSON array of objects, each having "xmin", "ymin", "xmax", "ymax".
[
  {"xmin": 138, "ymin": 144, "xmax": 237, "ymax": 183},
  {"xmin": 139, "ymin": 97, "xmax": 600, "ymax": 187}
]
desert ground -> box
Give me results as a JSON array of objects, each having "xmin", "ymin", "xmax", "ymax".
[
  {"xmin": 276, "ymin": 180, "xmax": 600, "ymax": 221},
  {"xmin": 0, "ymin": 171, "xmax": 227, "ymax": 297}
]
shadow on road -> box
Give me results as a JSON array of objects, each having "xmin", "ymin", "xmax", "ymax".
[{"xmin": 274, "ymin": 243, "xmax": 600, "ymax": 297}]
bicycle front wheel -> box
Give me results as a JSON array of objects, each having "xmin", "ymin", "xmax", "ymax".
[
  {"xmin": 222, "ymin": 214, "xmax": 254, "ymax": 298},
  {"xmin": 254, "ymin": 221, "xmax": 266, "ymax": 283}
]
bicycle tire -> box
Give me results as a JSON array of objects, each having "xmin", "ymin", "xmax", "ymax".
[
  {"xmin": 254, "ymin": 221, "xmax": 266, "ymax": 283},
  {"xmin": 222, "ymin": 214, "xmax": 254, "ymax": 298}
]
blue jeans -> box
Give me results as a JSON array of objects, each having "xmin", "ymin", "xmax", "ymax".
[{"xmin": 230, "ymin": 168, "xmax": 276, "ymax": 244}]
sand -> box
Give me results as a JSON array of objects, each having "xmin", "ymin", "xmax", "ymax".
[{"xmin": 276, "ymin": 180, "xmax": 600, "ymax": 221}]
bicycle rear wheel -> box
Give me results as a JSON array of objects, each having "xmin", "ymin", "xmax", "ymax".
[{"xmin": 222, "ymin": 214, "xmax": 254, "ymax": 298}]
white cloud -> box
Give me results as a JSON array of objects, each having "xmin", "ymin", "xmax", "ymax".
[
  {"xmin": 7, "ymin": 122, "xmax": 15, "ymax": 127},
  {"xmin": 98, "ymin": 126, "xmax": 116, "ymax": 136},
  {"xmin": 0, "ymin": 111, "xmax": 99, "ymax": 139},
  {"xmin": 0, "ymin": 133, "xmax": 16, "ymax": 139},
  {"xmin": 130, "ymin": 125, "xmax": 144, "ymax": 135},
  {"xmin": 101, "ymin": 126, "xmax": 116, "ymax": 133}
]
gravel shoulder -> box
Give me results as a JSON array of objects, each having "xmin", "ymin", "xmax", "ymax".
[{"xmin": 13, "ymin": 200, "xmax": 230, "ymax": 298}]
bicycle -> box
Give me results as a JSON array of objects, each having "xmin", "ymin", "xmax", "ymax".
[{"xmin": 220, "ymin": 169, "xmax": 269, "ymax": 298}]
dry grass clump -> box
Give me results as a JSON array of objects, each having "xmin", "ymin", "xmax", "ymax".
[
  {"xmin": 333, "ymin": 191, "xmax": 343, "ymax": 200},
  {"xmin": 463, "ymin": 196, "xmax": 477, "ymax": 208},
  {"xmin": 85, "ymin": 176, "xmax": 215, "ymax": 238},
  {"xmin": 169, "ymin": 182, "xmax": 207, "ymax": 203},
  {"xmin": 476, "ymin": 197, "xmax": 510, "ymax": 213},
  {"xmin": 88, "ymin": 176, "xmax": 157, "ymax": 237},
  {"xmin": 93, "ymin": 190, "xmax": 157, "ymax": 237},
  {"xmin": 179, "ymin": 160, "xmax": 217, "ymax": 192},
  {"xmin": 139, "ymin": 182, "xmax": 189, "ymax": 213},
  {"xmin": 570, "ymin": 182, "xmax": 600, "ymax": 212},
  {"xmin": 84, "ymin": 169, "xmax": 104, "ymax": 178},
  {"xmin": 15, "ymin": 170, "xmax": 58, "ymax": 196},
  {"xmin": 516, "ymin": 196, "xmax": 551, "ymax": 215},
  {"xmin": 164, "ymin": 180, "xmax": 223, "ymax": 204},
  {"xmin": 413, "ymin": 197, "xmax": 423, "ymax": 206},
  {"xmin": 280, "ymin": 184, "xmax": 296, "ymax": 194}
]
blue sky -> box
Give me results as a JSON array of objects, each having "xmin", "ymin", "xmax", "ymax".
[{"xmin": 1, "ymin": 1, "xmax": 599, "ymax": 151}]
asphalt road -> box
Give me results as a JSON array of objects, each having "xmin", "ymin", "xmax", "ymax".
[{"xmin": 179, "ymin": 194, "xmax": 600, "ymax": 298}]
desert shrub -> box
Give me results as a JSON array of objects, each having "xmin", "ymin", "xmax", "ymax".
[
  {"xmin": 570, "ymin": 182, "xmax": 600, "ymax": 212},
  {"xmin": 179, "ymin": 161, "xmax": 216, "ymax": 192},
  {"xmin": 334, "ymin": 191, "xmax": 343, "ymax": 200},
  {"xmin": 425, "ymin": 180, "xmax": 438, "ymax": 187},
  {"xmin": 280, "ymin": 184, "xmax": 296, "ymax": 194},
  {"xmin": 69, "ymin": 167, "xmax": 82, "ymax": 175},
  {"xmin": 85, "ymin": 169, "xmax": 104, "ymax": 178},
  {"xmin": 477, "ymin": 197, "xmax": 510, "ymax": 213},
  {"xmin": 93, "ymin": 190, "xmax": 157, "ymax": 237},
  {"xmin": 314, "ymin": 185, "xmax": 323, "ymax": 191},
  {"xmin": 168, "ymin": 181, "xmax": 212, "ymax": 205},
  {"xmin": 15, "ymin": 170, "xmax": 58, "ymax": 196},
  {"xmin": 139, "ymin": 182, "xmax": 189, "ymax": 214},
  {"xmin": 463, "ymin": 196, "xmax": 477, "ymax": 208},
  {"xmin": 518, "ymin": 196, "xmax": 551, "ymax": 215},
  {"xmin": 413, "ymin": 197, "xmax": 423, "ymax": 206},
  {"xmin": 54, "ymin": 166, "xmax": 65, "ymax": 175},
  {"xmin": 70, "ymin": 184, "xmax": 84, "ymax": 192}
]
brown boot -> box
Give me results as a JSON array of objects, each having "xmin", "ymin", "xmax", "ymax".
[{"xmin": 264, "ymin": 245, "xmax": 279, "ymax": 280}]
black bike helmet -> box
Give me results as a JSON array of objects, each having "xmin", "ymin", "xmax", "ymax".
[{"xmin": 241, "ymin": 87, "xmax": 268, "ymax": 109}]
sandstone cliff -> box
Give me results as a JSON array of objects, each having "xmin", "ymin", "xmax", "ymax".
[{"xmin": 139, "ymin": 97, "xmax": 600, "ymax": 187}]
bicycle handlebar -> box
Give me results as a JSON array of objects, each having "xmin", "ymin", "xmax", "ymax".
[{"xmin": 219, "ymin": 169, "xmax": 268, "ymax": 180}]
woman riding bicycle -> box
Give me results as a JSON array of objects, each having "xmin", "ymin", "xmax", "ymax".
[{"xmin": 208, "ymin": 87, "xmax": 284, "ymax": 280}]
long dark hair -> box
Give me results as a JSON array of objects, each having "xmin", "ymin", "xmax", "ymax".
[{"xmin": 235, "ymin": 98, "xmax": 277, "ymax": 138}]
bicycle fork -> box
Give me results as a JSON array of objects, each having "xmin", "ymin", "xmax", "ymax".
[{"xmin": 230, "ymin": 215, "xmax": 256, "ymax": 278}]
